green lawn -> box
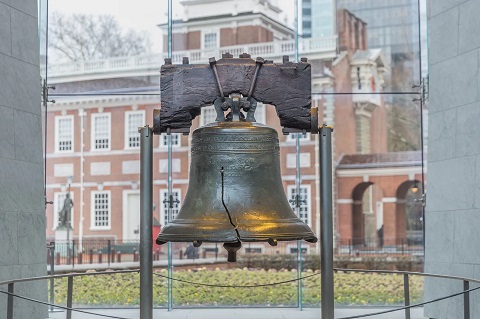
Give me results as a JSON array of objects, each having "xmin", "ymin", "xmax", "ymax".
[{"xmin": 52, "ymin": 268, "xmax": 423, "ymax": 307}]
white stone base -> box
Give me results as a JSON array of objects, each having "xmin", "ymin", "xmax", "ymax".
[{"xmin": 55, "ymin": 227, "xmax": 72, "ymax": 257}]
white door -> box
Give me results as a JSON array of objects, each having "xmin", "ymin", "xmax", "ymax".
[{"xmin": 125, "ymin": 193, "xmax": 140, "ymax": 240}]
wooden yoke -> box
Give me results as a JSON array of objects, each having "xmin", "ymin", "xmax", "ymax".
[{"xmin": 154, "ymin": 53, "xmax": 317, "ymax": 135}]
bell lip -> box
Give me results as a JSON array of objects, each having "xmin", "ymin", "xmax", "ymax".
[
  {"xmin": 156, "ymin": 234, "xmax": 318, "ymax": 244},
  {"xmin": 157, "ymin": 219, "xmax": 317, "ymax": 244}
]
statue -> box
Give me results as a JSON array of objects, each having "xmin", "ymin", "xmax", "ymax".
[{"xmin": 58, "ymin": 193, "xmax": 74, "ymax": 228}]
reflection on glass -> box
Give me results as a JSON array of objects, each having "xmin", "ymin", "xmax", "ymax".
[
  {"xmin": 46, "ymin": 0, "xmax": 163, "ymax": 93},
  {"xmin": 42, "ymin": 0, "xmax": 426, "ymax": 309}
]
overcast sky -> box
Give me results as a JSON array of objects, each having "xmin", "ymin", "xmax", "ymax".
[{"xmin": 48, "ymin": 0, "xmax": 297, "ymax": 52}]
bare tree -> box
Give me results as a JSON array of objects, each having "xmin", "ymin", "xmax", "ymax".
[{"xmin": 48, "ymin": 13, "xmax": 152, "ymax": 62}]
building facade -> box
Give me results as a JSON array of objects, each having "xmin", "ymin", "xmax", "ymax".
[{"xmin": 45, "ymin": 0, "xmax": 422, "ymax": 255}]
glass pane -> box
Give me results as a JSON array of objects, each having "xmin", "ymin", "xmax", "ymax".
[
  {"xmin": 46, "ymin": 0, "xmax": 163, "ymax": 93},
  {"xmin": 335, "ymin": 0, "xmax": 422, "ymax": 92},
  {"xmin": 42, "ymin": 0, "xmax": 427, "ymax": 312}
]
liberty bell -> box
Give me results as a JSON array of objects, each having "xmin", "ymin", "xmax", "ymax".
[{"xmin": 156, "ymin": 94, "xmax": 317, "ymax": 261}]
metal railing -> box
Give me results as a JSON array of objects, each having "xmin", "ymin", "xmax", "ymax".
[
  {"xmin": 0, "ymin": 268, "xmax": 478, "ymax": 319},
  {"xmin": 47, "ymin": 238, "xmax": 423, "ymax": 266},
  {"xmin": 42, "ymin": 36, "xmax": 337, "ymax": 79},
  {"xmin": 336, "ymin": 238, "xmax": 424, "ymax": 256},
  {"xmin": 333, "ymin": 268, "xmax": 479, "ymax": 319}
]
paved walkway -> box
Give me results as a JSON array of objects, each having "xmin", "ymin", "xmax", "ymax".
[{"xmin": 47, "ymin": 307, "xmax": 427, "ymax": 319}]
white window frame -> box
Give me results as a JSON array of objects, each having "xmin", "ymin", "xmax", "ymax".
[
  {"xmin": 124, "ymin": 110, "xmax": 145, "ymax": 149},
  {"xmin": 200, "ymin": 105, "xmax": 217, "ymax": 126},
  {"xmin": 91, "ymin": 113, "xmax": 111, "ymax": 151},
  {"xmin": 52, "ymin": 192, "xmax": 74, "ymax": 230},
  {"xmin": 122, "ymin": 189, "xmax": 140, "ymax": 240},
  {"xmin": 55, "ymin": 115, "xmax": 74, "ymax": 153},
  {"xmin": 286, "ymin": 243, "xmax": 310, "ymax": 254},
  {"xmin": 242, "ymin": 243, "xmax": 265, "ymax": 254},
  {"xmin": 254, "ymin": 103, "xmax": 266, "ymax": 124},
  {"xmin": 287, "ymin": 184, "xmax": 312, "ymax": 227},
  {"xmin": 160, "ymin": 188, "xmax": 182, "ymax": 226},
  {"xmin": 200, "ymin": 104, "xmax": 265, "ymax": 126},
  {"xmin": 90, "ymin": 190, "xmax": 111, "ymax": 230},
  {"xmin": 202, "ymin": 30, "xmax": 219, "ymax": 50},
  {"xmin": 159, "ymin": 133, "xmax": 181, "ymax": 148},
  {"xmin": 286, "ymin": 132, "xmax": 311, "ymax": 142}
]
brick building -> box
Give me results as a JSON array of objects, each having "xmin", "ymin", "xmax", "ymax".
[{"xmin": 45, "ymin": 0, "xmax": 422, "ymax": 254}]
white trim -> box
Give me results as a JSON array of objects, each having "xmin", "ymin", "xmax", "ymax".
[
  {"xmin": 336, "ymin": 199, "xmax": 353, "ymax": 204},
  {"xmin": 46, "ymin": 146, "xmax": 190, "ymax": 159},
  {"xmin": 48, "ymin": 95, "xmax": 159, "ymax": 111},
  {"xmin": 46, "ymin": 179, "xmax": 189, "ymax": 189},
  {"xmin": 154, "ymin": 179, "xmax": 189, "ymax": 186},
  {"xmin": 382, "ymin": 197, "xmax": 397, "ymax": 203},
  {"xmin": 281, "ymin": 175, "xmax": 317, "ymax": 181},
  {"xmin": 122, "ymin": 190, "xmax": 140, "ymax": 240},
  {"xmin": 90, "ymin": 190, "xmax": 111, "ymax": 230},
  {"xmin": 124, "ymin": 110, "xmax": 145, "ymax": 149},
  {"xmin": 337, "ymin": 166, "xmax": 423, "ymax": 177},
  {"xmin": 53, "ymin": 192, "xmax": 75, "ymax": 230},
  {"xmin": 54, "ymin": 115, "xmax": 74, "ymax": 153},
  {"xmin": 90, "ymin": 112, "xmax": 111, "ymax": 151},
  {"xmin": 279, "ymin": 140, "xmax": 316, "ymax": 147}
]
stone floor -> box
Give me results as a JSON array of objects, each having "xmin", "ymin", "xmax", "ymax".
[{"xmin": 47, "ymin": 307, "xmax": 427, "ymax": 319}]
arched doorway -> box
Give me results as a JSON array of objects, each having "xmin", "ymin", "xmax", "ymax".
[
  {"xmin": 396, "ymin": 180, "xmax": 423, "ymax": 245},
  {"xmin": 352, "ymin": 182, "xmax": 384, "ymax": 246}
]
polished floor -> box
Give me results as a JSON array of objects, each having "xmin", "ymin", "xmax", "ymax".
[{"xmin": 47, "ymin": 307, "xmax": 427, "ymax": 319}]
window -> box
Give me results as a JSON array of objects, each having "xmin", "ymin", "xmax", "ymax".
[
  {"xmin": 53, "ymin": 192, "xmax": 74, "ymax": 229},
  {"xmin": 125, "ymin": 111, "xmax": 144, "ymax": 148},
  {"xmin": 160, "ymin": 133, "xmax": 181, "ymax": 148},
  {"xmin": 253, "ymin": 103, "xmax": 266, "ymax": 124},
  {"xmin": 289, "ymin": 246, "xmax": 308, "ymax": 254},
  {"xmin": 286, "ymin": 132, "xmax": 311, "ymax": 142},
  {"xmin": 160, "ymin": 189, "xmax": 181, "ymax": 226},
  {"xmin": 91, "ymin": 113, "xmax": 111, "ymax": 150},
  {"xmin": 203, "ymin": 32, "xmax": 217, "ymax": 49},
  {"xmin": 55, "ymin": 115, "xmax": 73, "ymax": 152},
  {"xmin": 287, "ymin": 185, "xmax": 311, "ymax": 226},
  {"xmin": 91, "ymin": 191, "xmax": 111, "ymax": 229},
  {"xmin": 200, "ymin": 103, "xmax": 266, "ymax": 125},
  {"xmin": 200, "ymin": 105, "xmax": 217, "ymax": 126}
]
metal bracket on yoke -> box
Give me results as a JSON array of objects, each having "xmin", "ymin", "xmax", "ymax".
[
  {"xmin": 209, "ymin": 58, "xmax": 225, "ymax": 101},
  {"xmin": 247, "ymin": 57, "xmax": 264, "ymax": 100}
]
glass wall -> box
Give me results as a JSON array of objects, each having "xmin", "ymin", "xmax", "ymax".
[{"xmin": 41, "ymin": 0, "xmax": 427, "ymax": 309}]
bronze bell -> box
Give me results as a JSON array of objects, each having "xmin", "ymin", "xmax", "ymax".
[{"xmin": 156, "ymin": 95, "xmax": 317, "ymax": 261}]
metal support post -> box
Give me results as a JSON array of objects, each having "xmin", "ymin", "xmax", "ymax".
[
  {"xmin": 404, "ymin": 274, "xmax": 411, "ymax": 319},
  {"xmin": 295, "ymin": 133, "xmax": 303, "ymax": 310},
  {"xmin": 108, "ymin": 240, "xmax": 111, "ymax": 266},
  {"xmin": 464, "ymin": 280, "xmax": 470, "ymax": 319},
  {"xmin": 66, "ymin": 276, "xmax": 73, "ymax": 319},
  {"xmin": 166, "ymin": 129, "xmax": 174, "ymax": 311},
  {"xmin": 140, "ymin": 125, "xmax": 153, "ymax": 319},
  {"xmin": 320, "ymin": 125, "xmax": 334, "ymax": 319},
  {"xmin": 7, "ymin": 283, "xmax": 14, "ymax": 319},
  {"xmin": 48, "ymin": 243, "xmax": 55, "ymax": 311}
]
